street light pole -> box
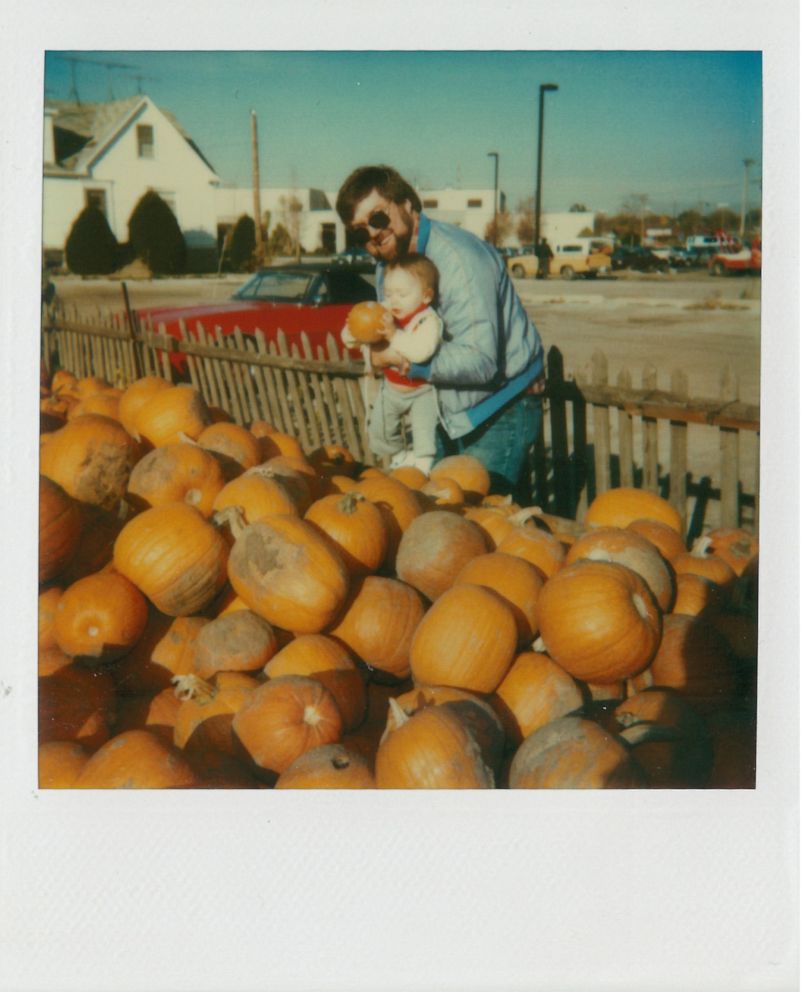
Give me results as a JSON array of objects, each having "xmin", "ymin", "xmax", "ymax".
[
  {"xmin": 534, "ymin": 83, "xmax": 558, "ymax": 251},
  {"xmin": 487, "ymin": 152, "xmax": 499, "ymax": 245},
  {"xmin": 740, "ymin": 158, "xmax": 754, "ymax": 238}
]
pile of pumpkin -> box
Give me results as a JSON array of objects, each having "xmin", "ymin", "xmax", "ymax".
[{"xmin": 38, "ymin": 369, "xmax": 759, "ymax": 789}]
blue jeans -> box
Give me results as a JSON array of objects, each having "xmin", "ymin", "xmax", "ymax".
[{"xmin": 435, "ymin": 392, "xmax": 542, "ymax": 503}]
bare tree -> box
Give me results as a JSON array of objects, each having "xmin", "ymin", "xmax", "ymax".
[
  {"xmin": 279, "ymin": 194, "xmax": 304, "ymax": 260},
  {"xmin": 484, "ymin": 210, "xmax": 514, "ymax": 246}
]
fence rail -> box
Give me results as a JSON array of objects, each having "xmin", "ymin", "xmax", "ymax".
[{"xmin": 41, "ymin": 304, "xmax": 759, "ymax": 537}]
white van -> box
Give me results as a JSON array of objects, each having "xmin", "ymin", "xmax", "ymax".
[{"xmin": 686, "ymin": 235, "xmax": 723, "ymax": 251}]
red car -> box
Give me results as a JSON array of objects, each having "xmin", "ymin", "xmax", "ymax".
[
  {"xmin": 136, "ymin": 262, "xmax": 376, "ymax": 376},
  {"xmin": 708, "ymin": 236, "xmax": 762, "ymax": 277}
]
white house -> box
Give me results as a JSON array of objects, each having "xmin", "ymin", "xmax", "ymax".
[{"xmin": 42, "ymin": 96, "xmax": 221, "ymax": 262}]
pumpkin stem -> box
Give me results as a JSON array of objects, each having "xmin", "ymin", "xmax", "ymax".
[
  {"xmin": 509, "ymin": 506, "xmax": 543, "ymax": 528},
  {"xmin": 171, "ymin": 673, "xmax": 216, "ymax": 703},
  {"xmin": 212, "ymin": 504, "xmax": 248, "ymax": 540},
  {"xmin": 177, "ymin": 431, "xmax": 200, "ymax": 447},
  {"xmin": 337, "ymin": 491, "xmax": 364, "ymax": 515},
  {"xmin": 387, "ymin": 696, "xmax": 411, "ymax": 730},
  {"xmin": 618, "ymin": 722, "xmax": 683, "ymax": 749},
  {"xmin": 532, "ymin": 636, "xmax": 548, "ymax": 654},
  {"xmin": 691, "ymin": 535, "xmax": 714, "ymax": 557}
]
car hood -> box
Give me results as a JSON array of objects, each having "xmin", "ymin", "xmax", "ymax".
[{"xmin": 137, "ymin": 299, "xmax": 315, "ymax": 322}]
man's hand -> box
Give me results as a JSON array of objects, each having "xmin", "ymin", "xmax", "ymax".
[
  {"xmin": 370, "ymin": 344, "xmax": 409, "ymax": 374},
  {"xmin": 529, "ymin": 372, "xmax": 546, "ymax": 395}
]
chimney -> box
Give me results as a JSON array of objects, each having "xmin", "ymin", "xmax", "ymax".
[{"xmin": 43, "ymin": 106, "xmax": 56, "ymax": 166}]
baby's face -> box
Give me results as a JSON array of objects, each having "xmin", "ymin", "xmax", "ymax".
[{"xmin": 383, "ymin": 267, "xmax": 432, "ymax": 321}]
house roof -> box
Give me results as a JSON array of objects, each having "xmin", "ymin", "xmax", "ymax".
[{"xmin": 44, "ymin": 96, "xmax": 217, "ymax": 178}]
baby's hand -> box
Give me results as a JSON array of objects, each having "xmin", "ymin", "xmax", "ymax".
[{"xmin": 377, "ymin": 310, "xmax": 397, "ymax": 340}]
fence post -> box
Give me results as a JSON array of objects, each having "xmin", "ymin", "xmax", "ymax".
[
  {"xmin": 547, "ymin": 347, "xmax": 571, "ymax": 516},
  {"xmin": 719, "ymin": 365, "xmax": 740, "ymax": 527},
  {"xmin": 642, "ymin": 364, "xmax": 659, "ymax": 492},
  {"xmin": 669, "ymin": 368, "xmax": 689, "ymax": 535},
  {"xmin": 591, "ymin": 351, "xmax": 611, "ymax": 496}
]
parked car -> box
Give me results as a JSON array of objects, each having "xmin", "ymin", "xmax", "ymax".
[
  {"xmin": 709, "ymin": 237, "xmax": 761, "ymax": 277},
  {"xmin": 685, "ymin": 246, "xmax": 719, "ymax": 268},
  {"xmin": 610, "ymin": 245, "xmax": 669, "ymax": 273},
  {"xmin": 136, "ymin": 262, "xmax": 376, "ymax": 376},
  {"xmin": 508, "ymin": 239, "xmax": 612, "ymax": 280}
]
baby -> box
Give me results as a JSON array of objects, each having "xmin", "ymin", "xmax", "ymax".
[{"xmin": 344, "ymin": 253, "xmax": 443, "ymax": 474}]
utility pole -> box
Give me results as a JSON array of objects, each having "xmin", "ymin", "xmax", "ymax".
[
  {"xmin": 251, "ymin": 110, "xmax": 265, "ymax": 267},
  {"xmin": 487, "ymin": 152, "xmax": 499, "ymax": 245},
  {"xmin": 740, "ymin": 158, "xmax": 754, "ymax": 238},
  {"xmin": 534, "ymin": 83, "xmax": 558, "ymax": 251}
]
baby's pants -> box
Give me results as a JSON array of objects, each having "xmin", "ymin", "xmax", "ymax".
[{"xmin": 368, "ymin": 382, "xmax": 438, "ymax": 458}]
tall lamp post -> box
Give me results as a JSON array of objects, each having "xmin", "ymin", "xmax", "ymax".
[
  {"xmin": 740, "ymin": 158, "xmax": 754, "ymax": 238},
  {"xmin": 534, "ymin": 83, "xmax": 558, "ymax": 250},
  {"xmin": 487, "ymin": 151, "xmax": 499, "ymax": 245}
]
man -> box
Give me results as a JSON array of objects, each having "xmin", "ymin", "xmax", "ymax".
[
  {"xmin": 336, "ymin": 165, "xmax": 545, "ymax": 502},
  {"xmin": 536, "ymin": 237, "xmax": 553, "ymax": 279}
]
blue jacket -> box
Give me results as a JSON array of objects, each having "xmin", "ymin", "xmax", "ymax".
[{"xmin": 375, "ymin": 213, "xmax": 544, "ymax": 439}]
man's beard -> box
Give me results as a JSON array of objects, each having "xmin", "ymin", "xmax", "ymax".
[{"xmin": 370, "ymin": 208, "xmax": 414, "ymax": 262}]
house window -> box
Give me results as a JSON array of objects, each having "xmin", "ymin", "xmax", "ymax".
[
  {"xmin": 422, "ymin": 199, "xmax": 439, "ymax": 208},
  {"xmin": 467, "ymin": 198, "xmax": 482, "ymax": 208},
  {"xmin": 137, "ymin": 124, "xmax": 154, "ymax": 158},
  {"xmin": 85, "ymin": 189, "xmax": 107, "ymax": 215}
]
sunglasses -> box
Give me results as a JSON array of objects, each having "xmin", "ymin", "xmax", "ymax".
[{"xmin": 350, "ymin": 208, "xmax": 392, "ymax": 245}]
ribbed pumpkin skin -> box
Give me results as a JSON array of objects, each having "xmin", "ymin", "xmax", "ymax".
[
  {"xmin": 536, "ymin": 560, "xmax": 662, "ymax": 684},
  {"xmin": 410, "ymin": 584, "xmax": 518, "ymax": 694},
  {"xmin": 509, "ymin": 716, "xmax": 646, "ymax": 789},
  {"xmin": 212, "ymin": 471, "xmax": 301, "ymax": 522},
  {"xmin": 40, "ymin": 413, "xmax": 140, "ymax": 510},
  {"xmin": 191, "ymin": 610, "xmax": 278, "ymax": 678},
  {"xmin": 232, "ymin": 674, "xmax": 343, "ymax": 776},
  {"xmin": 493, "ymin": 651, "xmax": 584, "ymax": 745},
  {"xmin": 626, "ymin": 518, "xmax": 687, "ymax": 562},
  {"xmin": 429, "ymin": 455, "xmax": 491, "ymax": 504},
  {"xmin": 585, "ymin": 487, "xmax": 683, "ymax": 534},
  {"xmin": 496, "ymin": 525, "xmax": 565, "ymax": 579},
  {"xmin": 672, "ymin": 573, "xmax": 724, "ymax": 618},
  {"xmin": 127, "ymin": 443, "xmax": 226, "ymax": 517},
  {"xmin": 672, "ymin": 551, "xmax": 737, "ymax": 594},
  {"xmin": 69, "ymin": 390, "xmax": 122, "ymax": 422},
  {"xmin": 461, "ymin": 506, "xmax": 518, "ymax": 549},
  {"xmin": 395, "ymin": 511, "xmax": 489, "ymax": 602},
  {"xmin": 74, "ymin": 729, "xmax": 198, "ymax": 789},
  {"xmin": 110, "ymin": 613, "xmax": 206, "ymax": 697},
  {"xmin": 355, "ymin": 476, "xmax": 424, "ymax": 566},
  {"xmin": 565, "ymin": 527, "xmax": 675, "ymax": 612},
  {"xmin": 630, "ymin": 614, "xmax": 737, "ymax": 713},
  {"xmin": 264, "ymin": 634, "xmax": 366, "ymax": 732},
  {"xmin": 133, "ymin": 384, "xmax": 212, "ymax": 447},
  {"xmin": 706, "ymin": 527, "xmax": 759, "ymax": 577},
  {"xmin": 118, "ymin": 376, "xmax": 171, "ymax": 437},
  {"xmin": 53, "ymin": 571, "xmax": 149, "ymax": 662},
  {"xmin": 275, "ymin": 743, "xmax": 375, "ymax": 788},
  {"xmin": 453, "ymin": 551, "xmax": 544, "ymax": 647},
  {"xmin": 329, "ymin": 576, "xmax": 426, "ymax": 679},
  {"xmin": 375, "ymin": 705, "xmax": 494, "ymax": 789},
  {"xmin": 196, "ymin": 422, "xmax": 262, "ymax": 470},
  {"xmin": 38, "ymin": 741, "xmax": 91, "ymax": 788},
  {"xmin": 305, "ymin": 492, "xmax": 389, "ymax": 577},
  {"xmin": 39, "ymin": 476, "xmax": 82, "ymax": 583},
  {"xmin": 173, "ymin": 672, "xmax": 260, "ymax": 756},
  {"xmin": 227, "ymin": 515, "xmax": 349, "ymax": 634},
  {"xmin": 113, "ymin": 503, "xmax": 229, "ymax": 616}
]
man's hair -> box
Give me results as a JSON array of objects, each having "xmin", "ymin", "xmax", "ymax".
[
  {"xmin": 336, "ymin": 165, "xmax": 422, "ymax": 225},
  {"xmin": 385, "ymin": 253, "xmax": 439, "ymax": 299}
]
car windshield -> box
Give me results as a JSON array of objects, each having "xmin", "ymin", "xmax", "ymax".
[{"xmin": 233, "ymin": 271, "xmax": 314, "ymax": 303}]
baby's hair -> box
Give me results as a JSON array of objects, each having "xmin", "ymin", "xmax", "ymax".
[{"xmin": 385, "ymin": 253, "xmax": 440, "ymax": 298}]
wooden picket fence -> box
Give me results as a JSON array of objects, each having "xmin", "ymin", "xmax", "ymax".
[{"xmin": 41, "ymin": 304, "xmax": 759, "ymax": 538}]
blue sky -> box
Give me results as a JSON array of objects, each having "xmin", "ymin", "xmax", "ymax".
[{"xmin": 44, "ymin": 50, "xmax": 762, "ymax": 216}]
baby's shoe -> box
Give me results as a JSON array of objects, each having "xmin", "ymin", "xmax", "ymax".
[
  {"xmin": 412, "ymin": 456, "xmax": 435, "ymax": 476},
  {"xmin": 389, "ymin": 450, "xmax": 417, "ymax": 470}
]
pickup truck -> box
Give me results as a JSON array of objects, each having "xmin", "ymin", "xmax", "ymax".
[
  {"xmin": 709, "ymin": 237, "xmax": 761, "ymax": 276},
  {"xmin": 507, "ymin": 239, "xmax": 612, "ymax": 280}
]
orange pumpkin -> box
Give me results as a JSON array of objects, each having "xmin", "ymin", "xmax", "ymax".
[
  {"xmin": 395, "ymin": 510, "xmax": 489, "ymax": 602},
  {"xmin": 496, "ymin": 513, "xmax": 566, "ymax": 579},
  {"xmin": 565, "ymin": 526, "xmax": 675, "ymax": 612},
  {"xmin": 536, "ymin": 560, "xmax": 662, "ymax": 683},
  {"xmin": 53, "ymin": 571, "xmax": 149, "ymax": 662},
  {"xmin": 492, "ymin": 650, "xmax": 584, "ymax": 745},
  {"xmin": 429, "ymin": 455, "xmax": 490, "ymax": 504},
  {"xmin": 232, "ymin": 674, "xmax": 343, "ymax": 777},
  {"xmin": 39, "ymin": 476, "xmax": 82, "ymax": 584},
  {"xmin": 227, "ymin": 514, "xmax": 349, "ymax": 634},
  {"xmin": 191, "ymin": 609, "xmax": 278, "ymax": 678},
  {"xmin": 304, "ymin": 491, "xmax": 389, "ymax": 577},
  {"xmin": 247, "ymin": 462, "xmax": 313, "ymax": 513},
  {"xmin": 355, "ymin": 475, "xmax": 424, "ymax": 566},
  {"xmin": 196, "ymin": 421, "xmax": 263, "ymax": 470},
  {"xmin": 132, "ymin": 384, "xmax": 212, "ymax": 447},
  {"xmin": 453, "ymin": 551, "xmax": 544, "ymax": 647},
  {"xmin": 410, "ymin": 583, "xmax": 518, "ymax": 694},
  {"xmin": 264, "ymin": 634, "xmax": 366, "ymax": 732},
  {"xmin": 38, "ymin": 741, "xmax": 91, "ymax": 788},
  {"xmin": 626, "ymin": 518, "xmax": 686, "ymax": 562},
  {"xmin": 40, "ymin": 413, "xmax": 140, "ymax": 510},
  {"xmin": 375, "ymin": 700, "xmax": 494, "ymax": 788},
  {"xmin": 38, "ymin": 586, "xmax": 63, "ymax": 650},
  {"xmin": 346, "ymin": 300, "xmax": 389, "ymax": 343},
  {"xmin": 630, "ymin": 613, "xmax": 737, "ymax": 713},
  {"xmin": 39, "ymin": 660, "xmax": 116, "ymax": 751},
  {"xmin": 309, "ymin": 444, "xmax": 358, "ymax": 480},
  {"xmin": 705, "ymin": 527, "xmax": 759, "ymax": 577},
  {"xmin": 127, "ymin": 442, "xmax": 227, "ymax": 517},
  {"xmin": 113, "ymin": 503, "xmax": 230, "ymax": 616},
  {"xmin": 390, "ymin": 465, "xmax": 430, "ymax": 491},
  {"xmin": 172, "ymin": 671, "xmax": 260, "ymax": 758},
  {"xmin": 275, "ymin": 743, "xmax": 375, "ymax": 788},
  {"xmin": 263, "ymin": 454, "xmax": 320, "ymax": 498},
  {"xmin": 672, "ymin": 572, "xmax": 725, "ymax": 618},
  {"xmin": 509, "ymin": 715, "xmax": 646, "ymax": 789},
  {"xmin": 461, "ymin": 505, "xmax": 519, "ymax": 549},
  {"xmin": 329, "ymin": 576, "xmax": 426, "ymax": 680},
  {"xmin": 255, "ymin": 429, "xmax": 306, "ymax": 462},
  {"xmin": 51, "ymin": 369, "xmax": 79, "ymax": 396},
  {"xmin": 112, "ymin": 687, "xmax": 183, "ymax": 745},
  {"xmin": 420, "ymin": 476, "xmax": 465, "ymax": 507},
  {"xmin": 585, "ymin": 486, "xmax": 683, "ymax": 534},
  {"xmin": 212, "ymin": 469, "xmax": 302, "ymax": 522},
  {"xmin": 613, "ymin": 687, "xmax": 713, "ymax": 788},
  {"xmin": 68, "ymin": 389, "xmax": 123, "ymax": 422},
  {"xmin": 74, "ymin": 729, "xmax": 199, "ymax": 788},
  {"xmin": 118, "ymin": 375, "xmax": 171, "ymax": 437},
  {"xmin": 74, "ymin": 375, "xmax": 112, "ymax": 399},
  {"xmin": 672, "ymin": 538, "xmax": 737, "ymax": 596},
  {"xmin": 109, "ymin": 612, "xmax": 204, "ymax": 697}
]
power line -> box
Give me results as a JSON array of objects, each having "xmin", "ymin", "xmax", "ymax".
[{"xmin": 53, "ymin": 53, "xmax": 141, "ymax": 103}]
